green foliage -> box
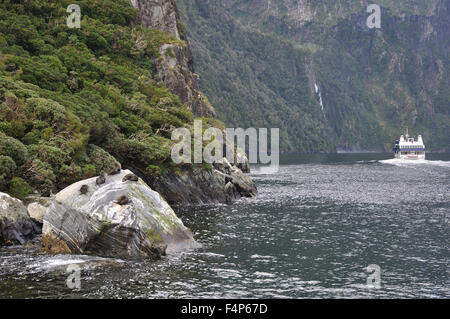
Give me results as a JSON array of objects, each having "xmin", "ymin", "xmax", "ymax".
[
  {"xmin": 84, "ymin": 144, "xmax": 118, "ymax": 173},
  {"xmin": 81, "ymin": 164, "xmax": 96, "ymax": 179},
  {"xmin": 20, "ymin": 158, "xmax": 56, "ymax": 188},
  {"xmin": 8, "ymin": 177, "xmax": 31, "ymax": 199},
  {"xmin": 0, "ymin": 132, "xmax": 28, "ymax": 165},
  {"xmin": 0, "ymin": 0, "xmax": 200, "ymax": 194},
  {"xmin": 0, "ymin": 155, "xmax": 16, "ymax": 188},
  {"xmin": 177, "ymin": 1, "xmax": 334, "ymax": 153},
  {"xmin": 8, "ymin": 55, "xmax": 68, "ymax": 91},
  {"xmin": 114, "ymin": 135, "xmax": 172, "ymax": 170},
  {"xmin": 145, "ymin": 165, "xmax": 162, "ymax": 176},
  {"xmin": 0, "ymin": 155, "xmax": 16, "ymax": 177}
]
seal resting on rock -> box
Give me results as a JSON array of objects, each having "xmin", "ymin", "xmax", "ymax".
[
  {"xmin": 122, "ymin": 173, "xmax": 138, "ymax": 182},
  {"xmin": 79, "ymin": 185, "xmax": 89, "ymax": 195},
  {"xmin": 109, "ymin": 162, "xmax": 121, "ymax": 176},
  {"xmin": 115, "ymin": 195, "xmax": 129, "ymax": 206},
  {"xmin": 96, "ymin": 170, "xmax": 106, "ymax": 185}
]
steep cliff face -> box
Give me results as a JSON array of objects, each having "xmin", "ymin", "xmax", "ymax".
[
  {"xmin": 130, "ymin": 0, "xmax": 182, "ymax": 38},
  {"xmin": 178, "ymin": 0, "xmax": 450, "ymax": 152},
  {"xmin": 129, "ymin": 0, "xmax": 215, "ymax": 117}
]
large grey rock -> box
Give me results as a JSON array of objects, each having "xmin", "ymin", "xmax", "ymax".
[
  {"xmin": 42, "ymin": 170, "xmax": 196, "ymax": 259},
  {"xmin": 0, "ymin": 192, "xmax": 39, "ymax": 245}
]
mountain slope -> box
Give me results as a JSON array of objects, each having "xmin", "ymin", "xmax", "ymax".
[{"xmin": 177, "ymin": 0, "xmax": 450, "ymax": 152}]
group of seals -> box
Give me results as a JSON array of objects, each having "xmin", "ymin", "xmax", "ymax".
[{"xmin": 78, "ymin": 163, "xmax": 138, "ymax": 207}]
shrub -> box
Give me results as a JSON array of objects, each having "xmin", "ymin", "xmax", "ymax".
[
  {"xmin": 22, "ymin": 129, "xmax": 41, "ymax": 145},
  {"xmin": 85, "ymin": 144, "xmax": 117, "ymax": 173},
  {"xmin": 41, "ymin": 127, "xmax": 54, "ymax": 140},
  {"xmin": 0, "ymin": 155, "xmax": 16, "ymax": 177},
  {"xmin": 20, "ymin": 158, "xmax": 56, "ymax": 188},
  {"xmin": 0, "ymin": 155, "xmax": 16, "ymax": 188},
  {"xmin": 8, "ymin": 55, "xmax": 68, "ymax": 91},
  {"xmin": 145, "ymin": 165, "xmax": 162, "ymax": 176},
  {"xmin": 0, "ymin": 133, "xmax": 28, "ymax": 165},
  {"xmin": 81, "ymin": 164, "xmax": 96, "ymax": 179},
  {"xmin": 28, "ymin": 143, "xmax": 69, "ymax": 171},
  {"xmin": 0, "ymin": 121, "xmax": 12, "ymax": 134},
  {"xmin": 58, "ymin": 163, "xmax": 82, "ymax": 186},
  {"xmin": 8, "ymin": 177, "xmax": 31, "ymax": 199},
  {"xmin": 25, "ymin": 98, "xmax": 67, "ymax": 129}
]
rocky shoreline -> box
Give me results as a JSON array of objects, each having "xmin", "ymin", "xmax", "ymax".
[{"xmin": 0, "ymin": 157, "xmax": 256, "ymax": 259}]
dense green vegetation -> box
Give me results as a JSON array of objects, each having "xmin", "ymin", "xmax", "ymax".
[
  {"xmin": 178, "ymin": 0, "xmax": 449, "ymax": 152},
  {"xmin": 0, "ymin": 0, "xmax": 204, "ymax": 195},
  {"xmin": 177, "ymin": 0, "xmax": 334, "ymax": 153}
]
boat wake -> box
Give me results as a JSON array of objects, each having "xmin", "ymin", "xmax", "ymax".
[{"xmin": 379, "ymin": 158, "xmax": 450, "ymax": 168}]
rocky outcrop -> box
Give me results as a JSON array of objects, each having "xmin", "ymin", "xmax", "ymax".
[
  {"xmin": 144, "ymin": 158, "xmax": 257, "ymax": 206},
  {"xmin": 234, "ymin": 148, "xmax": 250, "ymax": 173},
  {"xmin": 42, "ymin": 170, "xmax": 196, "ymax": 259},
  {"xmin": 157, "ymin": 43, "xmax": 216, "ymax": 117},
  {"xmin": 0, "ymin": 192, "xmax": 40, "ymax": 245},
  {"xmin": 130, "ymin": 0, "xmax": 182, "ymax": 38},
  {"xmin": 130, "ymin": 0, "xmax": 215, "ymax": 117}
]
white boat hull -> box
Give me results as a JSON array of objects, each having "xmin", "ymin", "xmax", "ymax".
[{"xmin": 395, "ymin": 153, "xmax": 426, "ymax": 160}]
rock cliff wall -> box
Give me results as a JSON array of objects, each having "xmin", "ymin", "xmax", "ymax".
[{"xmin": 130, "ymin": 0, "xmax": 215, "ymax": 118}]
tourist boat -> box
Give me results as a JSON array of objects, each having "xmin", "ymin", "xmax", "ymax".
[{"xmin": 393, "ymin": 128, "xmax": 426, "ymax": 160}]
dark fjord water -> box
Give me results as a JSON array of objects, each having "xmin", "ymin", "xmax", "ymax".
[{"xmin": 1, "ymin": 154, "xmax": 449, "ymax": 298}]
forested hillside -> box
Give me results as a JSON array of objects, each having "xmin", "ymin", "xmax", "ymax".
[
  {"xmin": 0, "ymin": 0, "xmax": 209, "ymax": 197},
  {"xmin": 177, "ymin": 0, "xmax": 450, "ymax": 152}
]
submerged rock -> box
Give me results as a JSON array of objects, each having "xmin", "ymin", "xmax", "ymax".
[
  {"xmin": 42, "ymin": 170, "xmax": 196, "ymax": 259},
  {"xmin": 0, "ymin": 192, "xmax": 40, "ymax": 245}
]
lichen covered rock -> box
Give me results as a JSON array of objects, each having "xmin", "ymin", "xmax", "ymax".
[{"xmin": 42, "ymin": 170, "xmax": 196, "ymax": 259}]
